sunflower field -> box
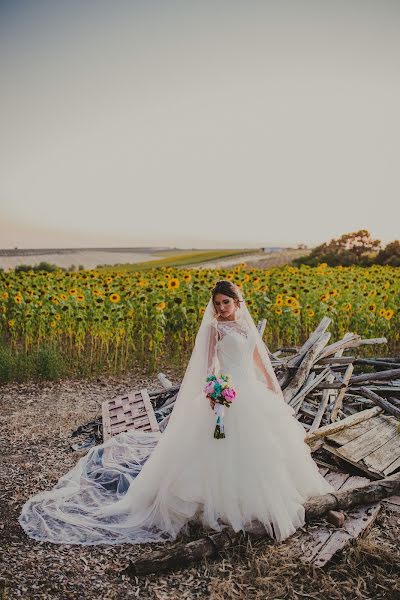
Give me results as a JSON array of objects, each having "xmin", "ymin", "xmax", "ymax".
[{"xmin": 0, "ymin": 263, "xmax": 399, "ymax": 381}]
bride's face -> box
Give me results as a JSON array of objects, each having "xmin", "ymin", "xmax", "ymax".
[{"xmin": 213, "ymin": 293, "xmax": 237, "ymax": 320}]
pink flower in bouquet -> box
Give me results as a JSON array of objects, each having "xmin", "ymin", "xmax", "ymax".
[
  {"xmin": 204, "ymin": 381, "xmax": 215, "ymax": 395},
  {"xmin": 222, "ymin": 387, "xmax": 236, "ymax": 402}
]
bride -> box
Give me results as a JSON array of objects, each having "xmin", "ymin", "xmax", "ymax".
[{"xmin": 19, "ymin": 280, "xmax": 335, "ymax": 545}]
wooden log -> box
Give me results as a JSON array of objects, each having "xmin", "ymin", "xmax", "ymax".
[
  {"xmin": 283, "ymin": 332, "xmax": 331, "ymax": 403},
  {"xmin": 350, "ymin": 386, "xmax": 400, "ymax": 397},
  {"xmin": 318, "ymin": 356, "xmax": 356, "ymax": 365},
  {"xmin": 317, "ymin": 335, "xmax": 361, "ymax": 360},
  {"xmin": 358, "ymin": 337, "xmax": 388, "ymax": 346},
  {"xmin": 289, "ymin": 368, "xmax": 331, "ymax": 413},
  {"xmin": 315, "ymin": 381, "xmax": 346, "ymax": 390},
  {"xmin": 304, "ymin": 472, "xmax": 400, "ymax": 519},
  {"xmin": 350, "ymin": 368, "xmax": 400, "ymax": 384},
  {"xmin": 305, "ymin": 406, "xmax": 382, "ymax": 444},
  {"xmin": 313, "ymin": 333, "xmax": 353, "ymax": 428},
  {"xmin": 358, "ymin": 387, "xmax": 400, "ymax": 420},
  {"xmin": 330, "ymin": 363, "xmax": 354, "ymax": 422},
  {"xmin": 287, "ymin": 317, "xmax": 332, "ymax": 368},
  {"xmin": 124, "ymin": 473, "xmax": 400, "ymax": 575},
  {"xmin": 354, "ymin": 358, "xmax": 400, "ymax": 369}
]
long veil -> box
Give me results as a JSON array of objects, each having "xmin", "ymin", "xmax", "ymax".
[{"xmin": 19, "ymin": 284, "xmax": 287, "ymax": 545}]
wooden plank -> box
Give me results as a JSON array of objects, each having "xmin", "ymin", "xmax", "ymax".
[
  {"xmin": 305, "ymin": 406, "xmax": 382, "ymax": 444},
  {"xmin": 325, "ymin": 415, "xmax": 387, "ymax": 445},
  {"xmin": 383, "ymin": 454, "xmax": 400, "ymax": 477},
  {"xmin": 358, "ymin": 386, "xmax": 400, "ymax": 420},
  {"xmin": 322, "ymin": 442, "xmax": 381, "ymax": 479},
  {"xmin": 304, "ymin": 472, "xmax": 381, "ymax": 567},
  {"xmin": 337, "ymin": 418, "xmax": 398, "ymax": 463},
  {"xmin": 283, "ymin": 333, "xmax": 331, "ymax": 403},
  {"xmin": 362, "ymin": 423, "xmax": 400, "ymax": 474},
  {"xmin": 330, "ymin": 363, "xmax": 354, "ymax": 422},
  {"xmin": 141, "ymin": 388, "xmax": 160, "ymax": 432}
]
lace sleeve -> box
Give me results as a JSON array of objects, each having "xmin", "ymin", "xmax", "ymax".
[
  {"xmin": 207, "ymin": 323, "xmax": 219, "ymax": 377},
  {"xmin": 253, "ymin": 344, "xmax": 281, "ymax": 394}
]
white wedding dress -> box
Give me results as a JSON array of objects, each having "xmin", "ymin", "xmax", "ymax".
[{"xmin": 19, "ymin": 316, "xmax": 335, "ymax": 545}]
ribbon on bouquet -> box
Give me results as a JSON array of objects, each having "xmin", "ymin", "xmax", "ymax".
[{"xmin": 214, "ymin": 402, "xmax": 225, "ymax": 439}]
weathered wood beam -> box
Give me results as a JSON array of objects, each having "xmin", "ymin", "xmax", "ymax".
[
  {"xmin": 350, "ymin": 368, "xmax": 400, "ymax": 384},
  {"xmin": 283, "ymin": 332, "xmax": 331, "ymax": 403},
  {"xmin": 330, "ymin": 363, "xmax": 354, "ymax": 422},
  {"xmin": 287, "ymin": 317, "xmax": 332, "ymax": 368},
  {"xmin": 358, "ymin": 387, "xmax": 400, "ymax": 420}
]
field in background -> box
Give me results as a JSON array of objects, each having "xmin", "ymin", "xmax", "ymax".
[
  {"xmin": 98, "ymin": 248, "xmax": 263, "ymax": 271},
  {"xmin": 0, "ymin": 247, "xmax": 265, "ymax": 271},
  {"xmin": 0, "ymin": 262, "xmax": 398, "ymax": 382}
]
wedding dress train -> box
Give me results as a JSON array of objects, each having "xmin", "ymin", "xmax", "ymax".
[{"xmin": 19, "ymin": 315, "xmax": 335, "ymax": 545}]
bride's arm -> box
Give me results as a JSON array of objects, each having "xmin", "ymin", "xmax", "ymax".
[
  {"xmin": 253, "ymin": 345, "xmax": 280, "ymax": 393},
  {"xmin": 207, "ymin": 324, "xmax": 218, "ymax": 376}
]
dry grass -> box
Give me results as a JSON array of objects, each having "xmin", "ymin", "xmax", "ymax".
[{"xmin": 0, "ymin": 373, "xmax": 399, "ymax": 600}]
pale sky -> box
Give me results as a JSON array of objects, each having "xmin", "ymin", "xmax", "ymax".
[{"xmin": 1, "ymin": 0, "xmax": 399, "ymax": 249}]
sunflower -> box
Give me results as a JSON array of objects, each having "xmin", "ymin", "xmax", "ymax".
[
  {"xmin": 156, "ymin": 301, "xmax": 166, "ymax": 311},
  {"xmin": 368, "ymin": 304, "xmax": 376, "ymax": 313},
  {"xmin": 8, "ymin": 319, "xmax": 15, "ymax": 327},
  {"xmin": 106, "ymin": 277, "xmax": 113, "ymax": 284},
  {"xmin": 275, "ymin": 308, "xmax": 282, "ymax": 315},
  {"xmin": 109, "ymin": 293, "xmax": 121, "ymax": 303},
  {"xmin": 385, "ymin": 309, "xmax": 394, "ymax": 320},
  {"xmin": 60, "ymin": 293, "xmax": 68, "ymax": 301},
  {"xmin": 183, "ymin": 273, "xmax": 192, "ymax": 282},
  {"xmin": 379, "ymin": 308, "xmax": 386, "ymax": 317},
  {"xmin": 168, "ymin": 278, "xmax": 180, "ymax": 290},
  {"xmin": 293, "ymin": 308, "xmax": 300, "ymax": 316},
  {"xmin": 320, "ymin": 293, "xmax": 330, "ymax": 302},
  {"xmin": 1, "ymin": 291, "xmax": 8, "ymax": 300},
  {"xmin": 14, "ymin": 294, "xmax": 22, "ymax": 304},
  {"xmin": 343, "ymin": 303, "xmax": 352, "ymax": 312},
  {"xmin": 50, "ymin": 321, "xmax": 57, "ymax": 328},
  {"xmin": 76, "ymin": 294, "xmax": 85, "ymax": 302},
  {"xmin": 307, "ymin": 309, "xmax": 315, "ymax": 317},
  {"xmin": 69, "ymin": 288, "xmax": 78, "ymax": 296},
  {"xmin": 275, "ymin": 295, "xmax": 283, "ymax": 307}
]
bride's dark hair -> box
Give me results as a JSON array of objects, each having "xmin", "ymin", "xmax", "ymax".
[{"xmin": 211, "ymin": 280, "xmax": 241, "ymax": 311}]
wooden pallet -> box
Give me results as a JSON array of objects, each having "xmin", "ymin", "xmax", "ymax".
[
  {"xmin": 300, "ymin": 468, "xmax": 381, "ymax": 567},
  {"xmin": 102, "ymin": 389, "xmax": 159, "ymax": 440},
  {"xmin": 322, "ymin": 413, "xmax": 400, "ymax": 479}
]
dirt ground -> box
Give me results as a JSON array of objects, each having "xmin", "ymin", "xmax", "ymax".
[{"xmin": 0, "ymin": 373, "xmax": 399, "ymax": 600}]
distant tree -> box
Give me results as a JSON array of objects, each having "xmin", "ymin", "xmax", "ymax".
[
  {"xmin": 32, "ymin": 261, "xmax": 59, "ymax": 273},
  {"xmin": 15, "ymin": 264, "xmax": 33, "ymax": 272},
  {"xmin": 293, "ymin": 230, "xmax": 381, "ymax": 267},
  {"xmin": 376, "ymin": 240, "xmax": 400, "ymax": 266}
]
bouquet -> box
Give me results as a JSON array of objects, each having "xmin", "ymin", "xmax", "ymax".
[{"xmin": 204, "ymin": 374, "xmax": 236, "ymax": 439}]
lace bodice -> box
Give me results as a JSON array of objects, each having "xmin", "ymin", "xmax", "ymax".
[
  {"xmin": 207, "ymin": 317, "xmax": 255, "ymax": 378},
  {"xmin": 216, "ymin": 318, "xmax": 249, "ymax": 341}
]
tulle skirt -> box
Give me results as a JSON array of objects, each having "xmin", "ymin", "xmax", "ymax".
[{"xmin": 19, "ymin": 370, "xmax": 335, "ymax": 545}]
